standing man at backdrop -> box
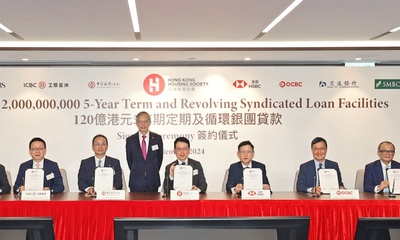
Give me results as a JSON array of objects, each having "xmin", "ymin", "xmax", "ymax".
[
  {"xmin": 163, "ymin": 137, "xmax": 207, "ymax": 194},
  {"xmin": 78, "ymin": 134, "xmax": 123, "ymax": 194},
  {"xmin": 364, "ymin": 141, "xmax": 400, "ymax": 193},
  {"xmin": 126, "ymin": 111, "xmax": 163, "ymax": 192},
  {"xmin": 296, "ymin": 137, "xmax": 345, "ymax": 194},
  {"xmin": 226, "ymin": 140, "xmax": 270, "ymax": 194},
  {"xmin": 0, "ymin": 163, "xmax": 11, "ymax": 194},
  {"xmin": 13, "ymin": 137, "xmax": 64, "ymax": 194}
]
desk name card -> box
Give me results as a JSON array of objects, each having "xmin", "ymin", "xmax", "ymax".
[
  {"xmin": 96, "ymin": 190, "xmax": 125, "ymax": 200},
  {"xmin": 21, "ymin": 190, "xmax": 51, "ymax": 200},
  {"xmin": 241, "ymin": 190, "xmax": 271, "ymax": 199},
  {"xmin": 330, "ymin": 189, "xmax": 359, "ymax": 199},
  {"xmin": 170, "ymin": 190, "xmax": 199, "ymax": 200}
]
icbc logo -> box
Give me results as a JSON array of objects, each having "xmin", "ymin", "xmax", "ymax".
[
  {"xmin": 38, "ymin": 81, "xmax": 46, "ymax": 89},
  {"xmin": 177, "ymin": 191, "xmax": 183, "ymax": 196},
  {"xmin": 279, "ymin": 81, "xmax": 302, "ymax": 88},
  {"xmin": 143, "ymin": 74, "xmax": 165, "ymax": 96},
  {"xmin": 233, "ymin": 80, "xmax": 247, "ymax": 88},
  {"xmin": 88, "ymin": 81, "xmax": 96, "ymax": 89}
]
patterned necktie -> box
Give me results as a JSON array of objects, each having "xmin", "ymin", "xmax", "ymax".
[{"xmin": 142, "ymin": 135, "xmax": 147, "ymax": 160}]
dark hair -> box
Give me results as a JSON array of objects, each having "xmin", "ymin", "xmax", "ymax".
[
  {"xmin": 238, "ymin": 140, "xmax": 254, "ymax": 151},
  {"xmin": 378, "ymin": 141, "xmax": 395, "ymax": 151},
  {"xmin": 311, "ymin": 137, "xmax": 327, "ymax": 148},
  {"xmin": 92, "ymin": 134, "xmax": 108, "ymax": 146},
  {"xmin": 174, "ymin": 137, "xmax": 190, "ymax": 148},
  {"xmin": 136, "ymin": 111, "xmax": 151, "ymax": 122},
  {"xmin": 29, "ymin": 137, "xmax": 46, "ymax": 149}
]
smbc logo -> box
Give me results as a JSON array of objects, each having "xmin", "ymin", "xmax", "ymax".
[{"xmin": 375, "ymin": 79, "xmax": 400, "ymax": 89}]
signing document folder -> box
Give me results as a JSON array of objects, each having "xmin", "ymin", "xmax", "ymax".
[
  {"xmin": 24, "ymin": 169, "xmax": 44, "ymax": 191},
  {"xmin": 318, "ymin": 169, "xmax": 339, "ymax": 193},
  {"xmin": 386, "ymin": 169, "xmax": 400, "ymax": 194},
  {"xmin": 242, "ymin": 168, "xmax": 270, "ymax": 199},
  {"xmin": 94, "ymin": 167, "xmax": 114, "ymax": 192},
  {"xmin": 171, "ymin": 165, "xmax": 199, "ymax": 200}
]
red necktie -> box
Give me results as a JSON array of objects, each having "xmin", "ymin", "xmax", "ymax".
[{"xmin": 142, "ymin": 136, "xmax": 147, "ymax": 160}]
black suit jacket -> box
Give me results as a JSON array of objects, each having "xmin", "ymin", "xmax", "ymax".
[
  {"xmin": 226, "ymin": 160, "xmax": 270, "ymax": 193},
  {"xmin": 78, "ymin": 156, "xmax": 123, "ymax": 192},
  {"xmin": 296, "ymin": 159, "xmax": 344, "ymax": 192},
  {"xmin": 0, "ymin": 164, "xmax": 11, "ymax": 194},
  {"xmin": 163, "ymin": 158, "xmax": 207, "ymax": 193},
  {"xmin": 13, "ymin": 159, "xmax": 64, "ymax": 193},
  {"xmin": 363, "ymin": 159, "xmax": 400, "ymax": 193},
  {"xmin": 125, "ymin": 131, "xmax": 163, "ymax": 192}
]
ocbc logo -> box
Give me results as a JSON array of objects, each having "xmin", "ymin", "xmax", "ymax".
[
  {"xmin": 279, "ymin": 81, "xmax": 302, "ymax": 88},
  {"xmin": 336, "ymin": 190, "xmax": 353, "ymax": 195}
]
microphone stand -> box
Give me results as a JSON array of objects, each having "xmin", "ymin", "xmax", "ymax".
[
  {"xmin": 311, "ymin": 176, "xmax": 320, "ymax": 197},
  {"xmin": 389, "ymin": 178, "xmax": 396, "ymax": 198}
]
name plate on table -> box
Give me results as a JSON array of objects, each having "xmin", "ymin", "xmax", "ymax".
[
  {"xmin": 96, "ymin": 190, "xmax": 125, "ymax": 200},
  {"xmin": 170, "ymin": 190, "xmax": 199, "ymax": 200},
  {"xmin": 21, "ymin": 190, "xmax": 51, "ymax": 200},
  {"xmin": 330, "ymin": 189, "xmax": 359, "ymax": 199},
  {"xmin": 241, "ymin": 190, "xmax": 271, "ymax": 199}
]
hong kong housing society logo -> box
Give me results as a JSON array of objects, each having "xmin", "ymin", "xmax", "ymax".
[{"xmin": 143, "ymin": 74, "xmax": 165, "ymax": 96}]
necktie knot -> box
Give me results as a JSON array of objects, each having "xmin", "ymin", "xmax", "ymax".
[{"xmin": 318, "ymin": 163, "xmax": 323, "ymax": 170}]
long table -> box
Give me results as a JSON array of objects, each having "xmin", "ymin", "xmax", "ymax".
[{"xmin": 0, "ymin": 192, "xmax": 399, "ymax": 240}]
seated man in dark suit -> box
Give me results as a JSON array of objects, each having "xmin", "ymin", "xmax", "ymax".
[
  {"xmin": 296, "ymin": 137, "xmax": 345, "ymax": 195},
  {"xmin": 226, "ymin": 140, "xmax": 270, "ymax": 194},
  {"xmin": 13, "ymin": 137, "xmax": 64, "ymax": 194},
  {"xmin": 364, "ymin": 141, "xmax": 400, "ymax": 193},
  {"xmin": 0, "ymin": 163, "xmax": 11, "ymax": 194},
  {"xmin": 78, "ymin": 134, "xmax": 123, "ymax": 195},
  {"xmin": 163, "ymin": 137, "xmax": 207, "ymax": 194}
]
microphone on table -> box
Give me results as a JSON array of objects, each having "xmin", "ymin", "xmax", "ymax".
[
  {"xmin": 311, "ymin": 176, "xmax": 319, "ymax": 197},
  {"xmin": 389, "ymin": 178, "xmax": 396, "ymax": 198}
]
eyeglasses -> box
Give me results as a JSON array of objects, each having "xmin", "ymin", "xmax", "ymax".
[
  {"xmin": 379, "ymin": 150, "xmax": 395, "ymax": 155},
  {"xmin": 175, "ymin": 148, "xmax": 189, "ymax": 152},
  {"xmin": 239, "ymin": 151, "xmax": 253, "ymax": 155},
  {"xmin": 137, "ymin": 120, "xmax": 150, "ymax": 124},
  {"xmin": 93, "ymin": 142, "xmax": 107, "ymax": 147},
  {"xmin": 312, "ymin": 147, "xmax": 327, "ymax": 152},
  {"xmin": 30, "ymin": 148, "xmax": 45, "ymax": 152}
]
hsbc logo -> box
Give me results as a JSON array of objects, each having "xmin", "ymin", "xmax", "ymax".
[
  {"xmin": 279, "ymin": 81, "xmax": 302, "ymax": 88},
  {"xmin": 144, "ymin": 74, "xmax": 165, "ymax": 96},
  {"xmin": 233, "ymin": 80, "xmax": 247, "ymax": 88},
  {"xmin": 247, "ymin": 191, "xmax": 257, "ymax": 196}
]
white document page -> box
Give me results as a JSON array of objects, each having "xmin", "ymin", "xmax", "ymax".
[
  {"xmin": 94, "ymin": 167, "xmax": 114, "ymax": 192},
  {"xmin": 386, "ymin": 169, "xmax": 400, "ymax": 194},
  {"xmin": 24, "ymin": 169, "xmax": 44, "ymax": 191},
  {"xmin": 173, "ymin": 165, "xmax": 193, "ymax": 190},
  {"xmin": 318, "ymin": 168, "xmax": 339, "ymax": 193},
  {"xmin": 243, "ymin": 168, "xmax": 263, "ymax": 190}
]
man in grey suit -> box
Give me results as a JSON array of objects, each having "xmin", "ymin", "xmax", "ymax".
[
  {"xmin": 163, "ymin": 137, "xmax": 207, "ymax": 194},
  {"xmin": 296, "ymin": 137, "xmax": 345, "ymax": 195},
  {"xmin": 78, "ymin": 134, "xmax": 122, "ymax": 195}
]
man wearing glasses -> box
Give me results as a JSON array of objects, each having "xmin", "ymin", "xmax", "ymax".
[
  {"xmin": 78, "ymin": 134, "xmax": 122, "ymax": 194},
  {"xmin": 163, "ymin": 137, "xmax": 207, "ymax": 194},
  {"xmin": 364, "ymin": 141, "xmax": 400, "ymax": 193},
  {"xmin": 13, "ymin": 137, "xmax": 64, "ymax": 194},
  {"xmin": 296, "ymin": 137, "xmax": 345, "ymax": 194},
  {"xmin": 226, "ymin": 140, "xmax": 270, "ymax": 194}
]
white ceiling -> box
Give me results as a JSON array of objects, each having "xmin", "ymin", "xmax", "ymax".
[{"xmin": 0, "ymin": 0, "xmax": 400, "ymax": 65}]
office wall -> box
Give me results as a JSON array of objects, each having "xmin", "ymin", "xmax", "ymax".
[{"xmin": 0, "ymin": 66, "xmax": 398, "ymax": 192}]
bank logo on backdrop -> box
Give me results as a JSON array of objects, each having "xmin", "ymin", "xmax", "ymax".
[
  {"xmin": 144, "ymin": 74, "xmax": 165, "ymax": 96},
  {"xmin": 318, "ymin": 80, "xmax": 359, "ymax": 89},
  {"xmin": 233, "ymin": 80, "xmax": 247, "ymax": 88},
  {"xmin": 88, "ymin": 81, "xmax": 96, "ymax": 89},
  {"xmin": 279, "ymin": 81, "xmax": 302, "ymax": 88},
  {"xmin": 23, "ymin": 81, "xmax": 69, "ymax": 89},
  {"xmin": 375, "ymin": 79, "xmax": 400, "ymax": 89},
  {"xmin": 87, "ymin": 81, "xmax": 120, "ymax": 89}
]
